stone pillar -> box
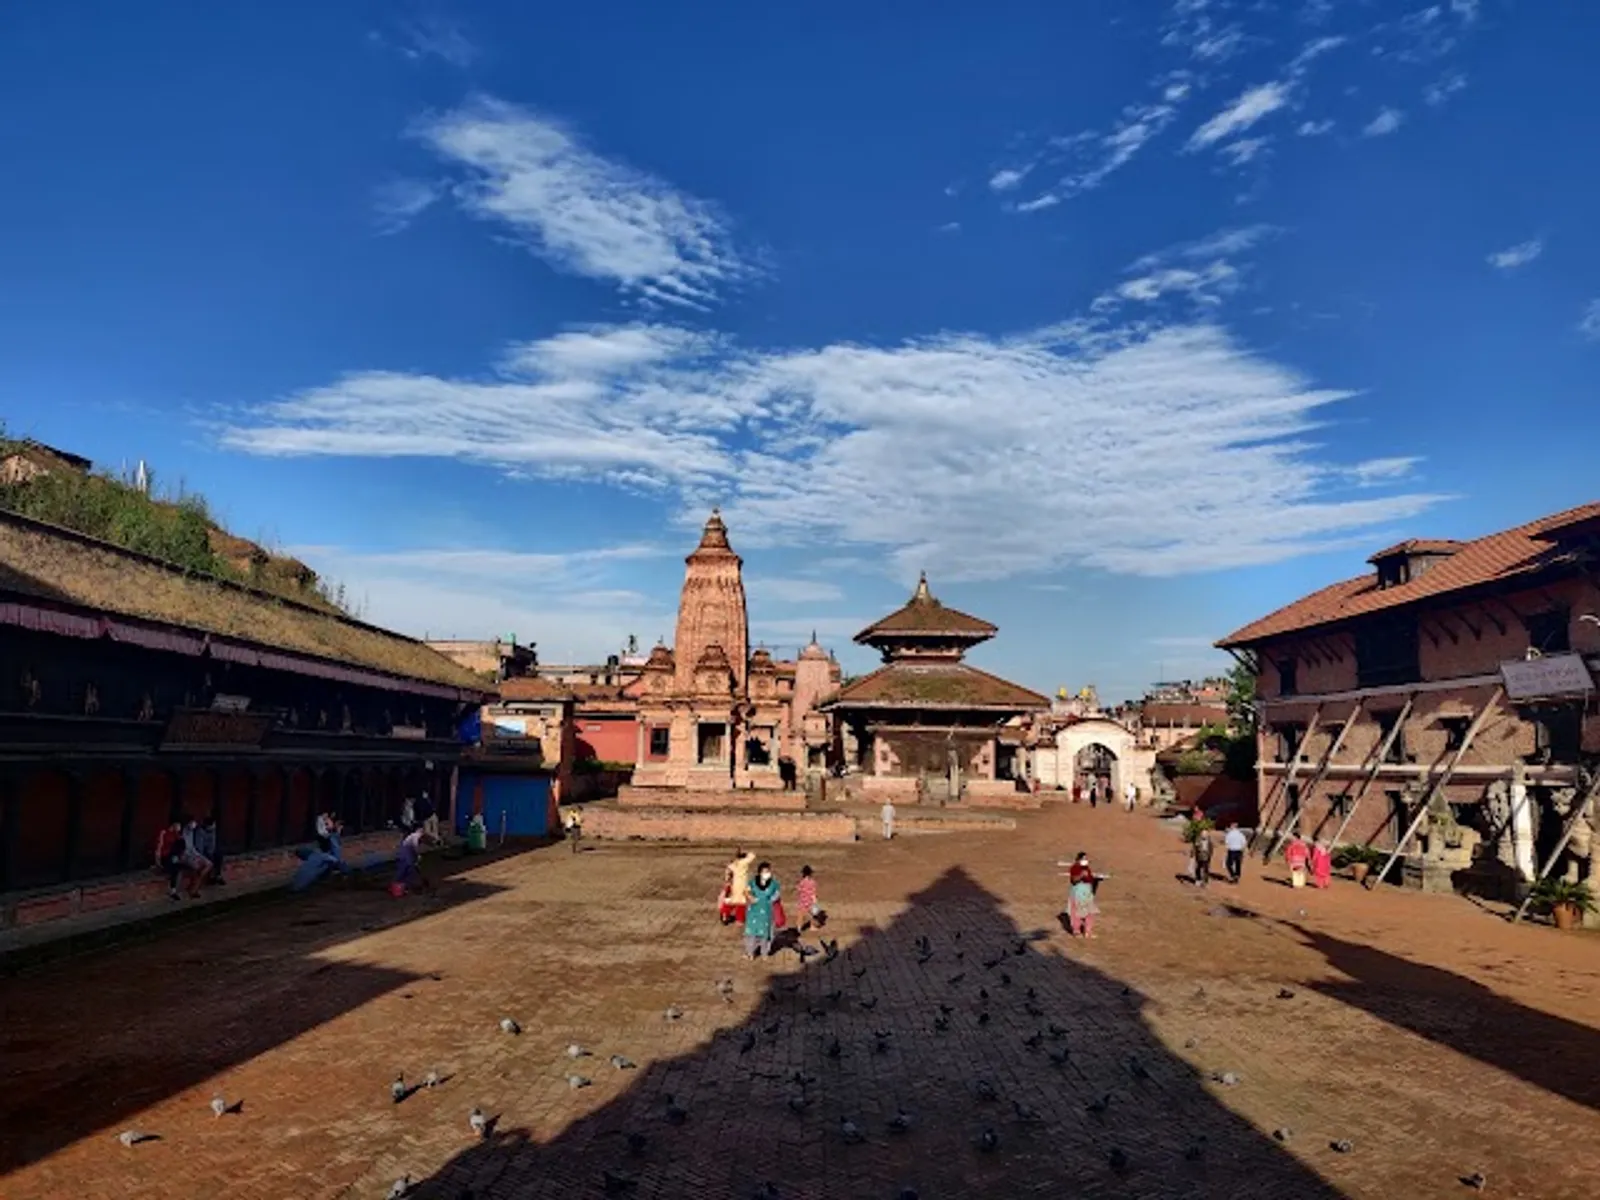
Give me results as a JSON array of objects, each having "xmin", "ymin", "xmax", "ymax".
[
  {"xmin": 635, "ymin": 718, "xmax": 646, "ymax": 769},
  {"xmin": 1509, "ymin": 763, "xmax": 1535, "ymax": 881}
]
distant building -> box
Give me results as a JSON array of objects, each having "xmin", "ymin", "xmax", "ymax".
[
  {"xmin": 426, "ymin": 638, "xmax": 538, "ymax": 682},
  {"xmin": 0, "ymin": 439, "xmax": 92, "ymax": 485}
]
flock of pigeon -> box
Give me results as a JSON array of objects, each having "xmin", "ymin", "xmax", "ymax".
[{"xmin": 112, "ymin": 925, "xmax": 1494, "ymax": 1197}]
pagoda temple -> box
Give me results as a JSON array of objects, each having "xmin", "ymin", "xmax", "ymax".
[{"xmin": 824, "ymin": 573, "xmax": 1048, "ymax": 803}]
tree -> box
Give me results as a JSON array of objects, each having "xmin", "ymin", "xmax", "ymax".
[{"xmin": 1225, "ymin": 659, "xmax": 1257, "ymax": 732}]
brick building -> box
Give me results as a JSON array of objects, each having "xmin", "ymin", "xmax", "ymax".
[
  {"xmin": 0, "ymin": 511, "xmax": 489, "ymax": 929},
  {"xmin": 1217, "ymin": 502, "xmax": 1600, "ymax": 897}
]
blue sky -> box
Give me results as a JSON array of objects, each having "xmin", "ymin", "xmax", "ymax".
[{"xmin": 2, "ymin": 0, "xmax": 1596, "ymax": 699}]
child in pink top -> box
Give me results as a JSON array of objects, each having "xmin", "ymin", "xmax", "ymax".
[
  {"xmin": 1311, "ymin": 840, "xmax": 1333, "ymax": 889},
  {"xmin": 796, "ymin": 865, "xmax": 822, "ymax": 930}
]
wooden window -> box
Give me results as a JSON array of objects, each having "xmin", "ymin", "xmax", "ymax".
[
  {"xmin": 697, "ymin": 723, "xmax": 727, "ymax": 764},
  {"xmin": 648, "ymin": 726, "xmax": 670, "ymax": 758},
  {"xmin": 1525, "ymin": 609, "xmax": 1571, "ymax": 655},
  {"xmin": 1534, "ymin": 706, "xmax": 1583, "ymax": 763},
  {"xmin": 1355, "ymin": 615, "xmax": 1420, "ymax": 689},
  {"xmin": 1273, "ymin": 723, "xmax": 1305, "ymax": 763},
  {"xmin": 1375, "ymin": 710, "xmax": 1407, "ymax": 763},
  {"xmin": 1440, "ymin": 715, "xmax": 1472, "ymax": 752},
  {"xmin": 1277, "ymin": 657, "xmax": 1299, "ymax": 697}
]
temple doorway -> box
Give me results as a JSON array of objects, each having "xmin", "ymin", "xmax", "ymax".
[{"xmin": 1074, "ymin": 742, "xmax": 1121, "ymax": 802}]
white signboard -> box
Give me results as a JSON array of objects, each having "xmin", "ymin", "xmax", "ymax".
[
  {"xmin": 1500, "ymin": 653, "xmax": 1595, "ymax": 701},
  {"xmin": 491, "ymin": 717, "xmax": 529, "ymax": 737},
  {"xmin": 390, "ymin": 724, "xmax": 427, "ymax": 740}
]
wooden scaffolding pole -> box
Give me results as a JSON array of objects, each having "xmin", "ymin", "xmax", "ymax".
[
  {"xmin": 1510, "ymin": 768, "xmax": 1600, "ymax": 925},
  {"xmin": 1251, "ymin": 704, "xmax": 1323, "ymax": 851},
  {"xmin": 1326, "ymin": 692, "xmax": 1417, "ymax": 849},
  {"xmin": 1369, "ymin": 686, "xmax": 1503, "ymax": 889},
  {"xmin": 1265, "ymin": 699, "xmax": 1364, "ymax": 861}
]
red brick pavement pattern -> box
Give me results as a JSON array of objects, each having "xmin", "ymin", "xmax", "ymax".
[{"xmin": 5, "ymin": 808, "xmax": 1600, "ymax": 1199}]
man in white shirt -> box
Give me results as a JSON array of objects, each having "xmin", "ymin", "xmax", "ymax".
[
  {"xmin": 1224, "ymin": 822, "xmax": 1250, "ymax": 883},
  {"xmin": 881, "ymin": 800, "xmax": 896, "ymax": 840},
  {"xmin": 1123, "ymin": 779, "xmax": 1137, "ymax": 811}
]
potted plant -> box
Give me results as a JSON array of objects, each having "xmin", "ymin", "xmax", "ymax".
[
  {"xmin": 1181, "ymin": 816, "xmax": 1215, "ymax": 845},
  {"xmin": 1529, "ymin": 877, "xmax": 1596, "ymax": 931},
  {"xmin": 1333, "ymin": 843, "xmax": 1385, "ymax": 884}
]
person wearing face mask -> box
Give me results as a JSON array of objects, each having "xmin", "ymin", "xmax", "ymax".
[
  {"xmin": 742, "ymin": 861, "xmax": 782, "ymax": 959},
  {"xmin": 1061, "ymin": 851, "xmax": 1101, "ymax": 939}
]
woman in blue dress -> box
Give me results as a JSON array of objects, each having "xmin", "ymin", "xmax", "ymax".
[{"xmin": 743, "ymin": 861, "xmax": 781, "ymax": 959}]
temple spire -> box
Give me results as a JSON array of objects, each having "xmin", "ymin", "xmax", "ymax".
[{"xmin": 913, "ymin": 570, "xmax": 931, "ymax": 601}]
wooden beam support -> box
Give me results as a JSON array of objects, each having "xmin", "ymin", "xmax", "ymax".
[
  {"xmin": 1327, "ymin": 692, "xmax": 1416, "ymax": 848},
  {"xmin": 1253, "ymin": 705, "xmax": 1323, "ymax": 850},
  {"xmin": 1370, "ymin": 686, "xmax": 1504, "ymax": 889},
  {"xmin": 1437, "ymin": 617, "xmax": 1460, "ymax": 645},
  {"xmin": 1511, "ymin": 768, "xmax": 1600, "ymax": 925},
  {"xmin": 1266, "ymin": 700, "xmax": 1364, "ymax": 861},
  {"xmin": 1421, "ymin": 623, "xmax": 1441, "ymax": 649},
  {"xmin": 1456, "ymin": 610, "xmax": 1483, "ymax": 641},
  {"xmin": 1483, "ymin": 606, "xmax": 1506, "ymax": 636}
]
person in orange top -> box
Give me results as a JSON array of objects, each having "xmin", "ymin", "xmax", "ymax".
[{"xmin": 1285, "ymin": 834, "xmax": 1311, "ymax": 888}]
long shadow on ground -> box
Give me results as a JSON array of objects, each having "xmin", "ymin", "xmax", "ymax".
[
  {"xmin": 0, "ymin": 851, "xmax": 516, "ymax": 1173},
  {"xmin": 405, "ymin": 866, "xmax": 1343, "ymax": 1199}
]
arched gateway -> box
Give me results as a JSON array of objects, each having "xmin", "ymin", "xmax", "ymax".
[{"xmin": 1033, "ymin": 717, "xmax": 1137, "ymax": 797}]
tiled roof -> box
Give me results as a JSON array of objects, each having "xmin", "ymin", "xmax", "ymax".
[
  {"xmin": 1140, "ymin": 702, "xmax": 1228, "ymax": 726},
  {"xmin": 826, "ymin": 662, "xmax": 1048, "ymax": 710},
  {"xmin": 498, "ymin": 677, "xmax": 577, "ymax": 703},
  {"xmin": 855, "ymin": 573, "xmax": 997, "ymax": 642},
  {"xmin": 1218, "ymin": 501, "xmax": 1600, "ymax": 648},
  {"xmin": 0, "ymin": 511, "xmax": 488, "ymax": 694}
]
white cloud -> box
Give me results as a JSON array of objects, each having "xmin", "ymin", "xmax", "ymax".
[
  {"xmin": 398, "ymin": 17, "xmax": 477, "ymax": 67},
  {"xmin": 1188, "ymin": 82, "xmax": 1291, "ymax": 150},
  {"xmin": 1486, "ymin": 240, "xmax": 1543, "ymax": 271},
  {"xmin": 1289, "ymin": 35, "xmax": 1347, "ymax": 73},
  {"xmin": 229, "ymin": 320, "xmax": 1444, "ymax": 582},
  {"xmin": 745, "ymin": 578, "xmax": 846, "ymax": 605},
  {"xmin": 414, "ymin": 97, "xmax": 751, "ymax": 308},
  {"xmin": 989, "ymin": 166, "xmax": 1031, "ymax": 192},
  {"xmin": 938, "ymin": 221, "xmax": 962, "ymax": 234},
  {"xmin": 1342, "ymin": 456, "xmax": 1419, "ymax": 486},
  {"xmin": 1425, "ymin": 72, "xmax": 1468, "ymax": 106},
  {"xmin": 1580, "ymin": 300, "xmax": 1600, "ymax": 342},
  {"xmin": 1219, "ymin": 137, "xmax": 1269, "ymax": 166},
  {"xmin": 1362, "ymin": 108, "xmax": 1404, "ymax": 137},
  {"xmin": 1015, "ymin": 193, "xmax": 1061, "ymax": 213},
  {"xmin": 1297, "ymin": 119, "xmax": 1335, "ymax": 137},
  {"xmin": 1098, "ymin": 262, "xmax": 1239, "ymax": 309},
  {"xmin": 372, "ymin": 177, "xmax": 443, "ymax": 234},
  {"xmin": 1057, "ymin": 100, "xmax": 1179, "ymax": 196},
  {"xmin": 1133, "ymin": 224, "xmax": 1281, "ymax": 268}
]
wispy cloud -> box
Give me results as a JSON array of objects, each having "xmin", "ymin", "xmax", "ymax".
[
  {"xmin": 1014, "ymin": 193, "xmax": 1061, "ymax": 213},
  {"xmin": 1342, "ymin": 457, "xmax": 1420, "ymax": 486},
  {"xmin": 1487, "ymin": 240, "xmax": 1543, "ymax": 271},
  {"xmin": 1425, "ymin": 71, "xmax": 1468, "ymax": 107},
  {"xmin": 1219, "ymin": 136, "xmax": 1269, "ymax": 166},
  {"xmin": 937, "ymin": 221, "xmax": 962, "ymax": 234},
  {"xmin": 1188, "ymin": 81, "xmax": 1291, "ymax": 150},
  {"xmin": 228, "ymin": 319, "xmax": 1444, "ymax": 582},
  {"xmin": 745, "ymin": 578, "xmax": 846, "ymax": 605},
  {"xmin": 372, "ymin": 177, "xmax": 442, "ymax": 234},
  {"xmin": 1296, "ymin": 119, "xmax": 1334, "ymax": 137},
  {"xmin": 398, "ymin": 17, "xmax": 478, "ymax": 67},
  {"xmin": 1289, "ymin": 35, "xmax": 1347, "ymax": 74},
  {"xmin": 1058, "ymin": 100, "xmax": 1180, "ymax": 196},
  {"xmin": 988, "ymin": 166, "xmax": 1031, "ymax": 192},
  {"xmin": 1362, "ymin": 108, "xmax": 1404, "ymax": 137},
  {"xmin": 1097, "ymin": 262, "xmax": 1239, "ymax": 310},
  {"xmin": 414, "ymin": 97, "xmax": 753, "ymax": 308},
  {"xmin": 1581, "ymin": 300, "xmax": 1600, "ymax": 343}
]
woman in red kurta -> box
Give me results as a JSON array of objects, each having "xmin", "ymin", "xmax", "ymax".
[
  {"xmin": 1285, "ymin": 835, "xmax": 1311, "ymax": 889},
  {"xmin": 1311, "ymin": 839, "xmax": 1333, "ymax": 889}
]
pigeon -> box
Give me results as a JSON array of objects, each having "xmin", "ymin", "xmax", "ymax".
[
  {"xmin": 916, "ymin": 951, "xmax": 933, "ymax": 965},
  {"xmin": 567, "ymin": 1043, "xmax": 593, "ymax": 1059},
  {"xmin": 739, "ymin": 1032, "xmax": 757, "ymax": 1055},
  {"xmin": 763, "ymin": 1020, "xmax": 781, "ymax": 1036},
  {"xmin": 1013, "ymin": 942, "xmax": 1028, "ymax": 957},
  {"xmin": 1184, "ymin": 1142, "xmax": 1205, "ymax": 1161},
  {"xmin": 808, "ymin": 1005, "xmax": 827, "ymax": 1019},
  {"xmin": 1024, "ymin": 1002, "xmax": 1044, "ymax": 1018},
  {"xmin": 664, "ymin": 1095, "xmax": 688, "ymax": 1125},
  {"xmin": 1120, "ymin": 985, "xmax": 1132, "ymax": 997},
  {"xmin": 821, "ymin": 939, "xmax": 840, "ymax": 961},
  {"xmin": 1273, "ymin": 1127, "xmax": 1292, "ymax": 1143},
  {"xmin": 1012, "ymin": 1100, "xmax": 1043, "ymax": 1124},
  {"xmin": 1210, "ymin": 1070, "xmax": 1240, "ymax": 1087},
  {"xmin": 469, "ymin": 1107, "xmax": 488, "ymax": 1138},
  {"xmin": 1048, "ymin": 1047, "xmax": 1071, "ymax": 1066},
  {"xmin": 567, "ymin": 1074, "xmax": 593, "ymax": 1090},
  {"xmin": 859, "ymin": 996, "xmax": 879, "ymax": 1011},
  {"xmin": 1026, "ymin": 987, "xmax": 1038, "ymax": 1001},
  {"xmin": 664, "ymin": 1005, "xmax": 685, "ymax": 1021},
  {"xmin": 1276, "ymin": 987, "xmax": 1295, "ymax": 1000},
  {"xmin": 954, "ymin": 930, "xmax": 962, "ymax": 941},
  {"xmin": 1000, "ymin": 972, "xmax": 1012, "ymax": 987},
  {"xmin": 874, "ymin": 1036, "xmax": 891, "ymax": 1056},
  {"xmin": 1193, "ymin": 986, "xmax": 1207, "ymax": 1001},
  {"xmin": 500, "ymin": 1017, "xmax": 522, "ymax": 1035},
  {"xmin": 826, "ymin": 989, "xmax": 843, "ymax": 1004},
  {"xmin": 1087, "ymin": 1093, "xmax": 1112, "ymax": 1117},
  {"xmin": 973, "ymin": 1079, "xmax": 998, "ymax": 1102},
  {"xmin": 826, "ymin": 1037, "xmax": 843, "ymax": 1059},
  {"xmin": 947, "ymin": 972, "xmax": 966, "ymax": 985},
  {"xmin": 889, "ymin": 1108, "xmax": 914, "ymax": 1133},
  {"xmin": 1128, "ymin": 1055, "xmax": 1151, "ymax": 1080},
  {"xmin": 976, "ymin": 1012, "xmax": 991, "ymax": 1027},
  {"xmin": 840, "ymin": 1117, "xmax": 865, "ymax": 1144},
  {"xmin": 852, "ymin": 966, "xmax": 868, "ymax": 979},
  {"xmin": 955, "ymin": 950, "xmax": 965, "ymax": 961},
  {"xmin": 938, "ymin": 1003, "xmax": 955, "ymax": 1016},
  {"xmin": 388, "ymin": 1177, "xmax": 412, "ymax": 1198},
  {"xmin": 1462, "ymin": 1172, "xmax": 1486, "ymax": 1191},
  {"xmin": 978, "ymin": 988, "xmax": 989, "ymax": 1002},
  {"xmin": 210, "ymin": 1095, "xmax": 227, "ymax": 1118},
  {"xmin": 787, "ymin": 1094, "xmax": 812, "ymax": 1114},
  {"xmin": 1331, "ymin": 1139, "xmax": 1353, "ymax": 1154},
  {"xmin": 117, "ymin": 1130, "xmax": 157, "ymax": 1147},
  {"xmin": 790, "ymin": 1070, "xmax": 817, "ymax": 1087},
  {"xmin": 982, "ymin": 956, "xmax": 1002, "ymax": 970},
  {"xmin": 977, "ymin": 1128, "xmax": 1000, "ymax": 1153},
  {"xmin": 1183, "ymin": 1037, "xmax": 1199, "ymax": 1050},
  {"xmin": 898, "ymin": 1190, "xmax": 919, "ymax": 1200},
  {"xmin": 1109, "ymin": 1147, "xmax": 1129, "ymax": 1172},
  {"xmin": 715, "ymin": 978, "xmax": 735, "ymax": 1003},
  {"xmin": 751, "ymin": 1184, "xmax": 780, "ymax": 1200},
  {"xmin": 626, "ymin": 1131, "xmax": 648, "ymax": 1155},
  {"xmin": 602, "ymin": 1169, "xmax": 639, "ymax": 1194},
  {"xmin": 611, "ymin": 1054, "xmax": 638, "ymax": 1070},
  {"xmin": 796, "ymin": 943, "xmax": 820, "ymax": 960},
  {"xmin": 1023, "ymin": 1031, "xmax": 1043, "ymax": 1049},
  {"xmin": 424, "ymin": 1069, "xmax": 441, "ymax": 1089},
  {"xmin": 392, "ymin": 1075, "xmax": 408, "ymax": 1104},
  {"xmin": 1047, "ymin": 1022, "xmax": 1068, "ymax": 1039},
  {"xmin": 933, "ymin": 1015, "xmax": 951, "ymax": 1032}
]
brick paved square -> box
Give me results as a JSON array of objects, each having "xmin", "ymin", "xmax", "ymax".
[{"xmin": 5, "ymin": 807, "xmax": 1600, "ymax": 1199}]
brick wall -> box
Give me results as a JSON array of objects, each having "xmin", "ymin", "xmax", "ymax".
[
  {"xmin": 582, "ymin": 806, "xmax": 856, "ymax": 844},
  {"xmin": 1, "ymin": 830, "xmax": 397, "ymax": 937},
  {"xmin": 616, "ymin": 785, "xmax": 807, "ymax": 811}
]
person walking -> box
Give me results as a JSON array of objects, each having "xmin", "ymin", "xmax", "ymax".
[
  {"xmin": 1193, "ymin": 825, "xmax": 1215, "ymax": 888},
  {"xmin": 1123, "ymin": 779, "xmax": 1137, "ymax": 812},
  {"xmin": 1224, "ymin": 822, "xmax": 1248, "ymax": 884},
  {"xmin": 1285, "ymin": 833, "xmax": 1311, "ymax": 889},
  {"xmin": 720, "ymin": 848, "xmax": 756, "ymax": 925},
  {"xmin": 742, "ymin": 862, "xmax": 781, "ymax": 959},
  {"xmin": 1311, "ymin": 838, "xmax": 1334, "ymax": 889},
  {"xmin": 881, "ymin": 798, "xmax": 896, "ymax": 840},
  {"xmin": 795, "ymin": 865, "xmax": 823, "ymax": 930},
  {"xmin": 564, "ymin": 807, "xmax": 583, "ymax": 854},
  {"xmin": 193, "ymin": 813, "xmax": 225, "ymax": 886},
  {"xmin": 1062, "ymin": 852, "xmax": 1100, "ymax": 938}
]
